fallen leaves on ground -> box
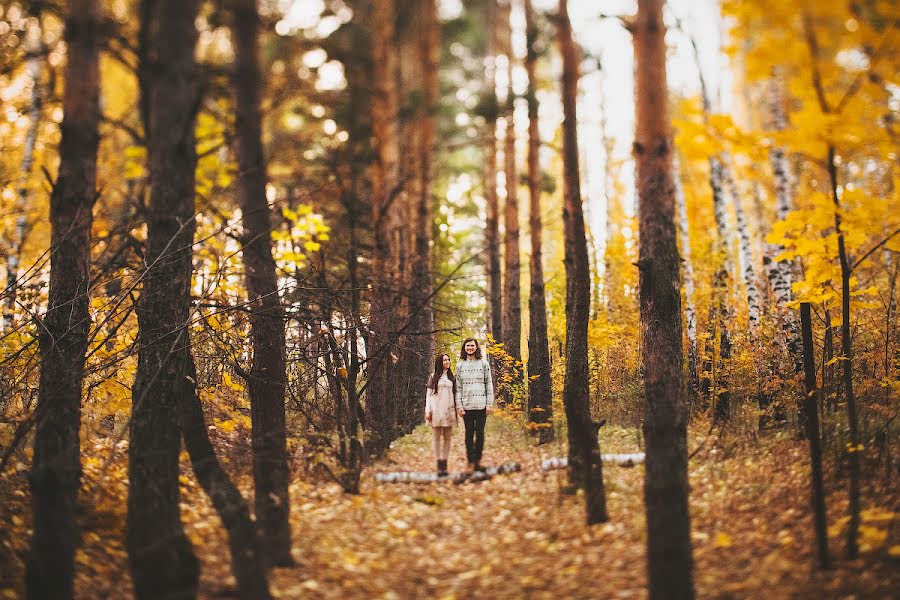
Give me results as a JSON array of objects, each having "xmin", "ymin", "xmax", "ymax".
[{"xmin": 0, "ymin": 413, "xmax": 897, "ymax": 599}]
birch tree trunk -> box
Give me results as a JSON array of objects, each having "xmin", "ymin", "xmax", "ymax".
[
  {"xmin": 722, "ymin": 156, "xmax": 783, "ymax": 426},
  {"xmin": 232, "ymin": 0, "xmax": 291, "ymax": 566},
  {"xmin": 633, "ymin": 1, "xmax": 695, "ymax": 597},
  {"xmin": 127, "ymin": 1, "xmax": 270, "ymax": 596},
  {"xmin": 2, "ymin": 18, "xmax": 42, "ymax": 333},
  {"xmin": 704, "ymin": 156, "xmax": 733, "ymax": 421},
  {"xmin": 26, "ymin": 2, "xmax": 97, "ymax": 597},
  {"xmin": 764, "ymin": 74, "xmax": 802, "ymax": 369},
  {"xmin": 722, "ymin": 160, "xmax": 762, "ymax": 335},
  {"xmin": 523, "ymin": 0, "xmax": 553, "ymax": 443},
  {"xmin": 501, "ymin": 0, "xmax": 521, "ymax": 361},
  {"xmin": 673, "ymin": 157, "xmax": 698, "ymax": 389},
  {"xmin": 558, "ymin": 0, "xmax": 607, "ymax": 525}
]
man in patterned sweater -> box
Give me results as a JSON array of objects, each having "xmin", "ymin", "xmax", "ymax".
[{"xmin": 455, "ymin": 338, "xmax": 494, "ymax": 472}]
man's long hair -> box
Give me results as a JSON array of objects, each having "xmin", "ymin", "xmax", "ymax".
[
  {"xmin": 459, "ymin": 337, "xmax": 482, "ymax": 360},
  {"xmin": 429, "ymin": 353, "xmax": 456, "ymax": 394}
]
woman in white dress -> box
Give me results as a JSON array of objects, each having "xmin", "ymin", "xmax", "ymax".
[{"xmin": 425, "ymin": 353, "xmax": 458, "ymax": 476}]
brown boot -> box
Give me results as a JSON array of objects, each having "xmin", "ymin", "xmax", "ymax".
[{"xmin": 438, "ymin": 459, "xmax": 448, "ymax": 477}]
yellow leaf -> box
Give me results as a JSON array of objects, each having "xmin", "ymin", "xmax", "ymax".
[{"xmin": 714, "ymin": 532, "xmax": 733, "ymax": 548}]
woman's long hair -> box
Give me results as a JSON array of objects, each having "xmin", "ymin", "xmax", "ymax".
[
  {"xmin": 429, "ymin": 353, "xmax": 456, "ymax": 395},
  {"xmin": 459, "ymin": 337, "xmax": 482, "ymax": 360}
]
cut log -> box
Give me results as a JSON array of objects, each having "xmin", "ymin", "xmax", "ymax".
[
  {"xmin": 542, "ymin": 453, "xmax": 645, "ymax": 470},
  {"xmin": 374, "ymin": 462, "xmax": 521, "ymax": 484}
]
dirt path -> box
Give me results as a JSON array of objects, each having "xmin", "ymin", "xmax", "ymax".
[
  {"xmin": 2, "ymin": 411, "xmax": 896, "ymax": 599},
  {"xmin": 203, "ymin": 413, "xmax": 895, "ymax": 599}
]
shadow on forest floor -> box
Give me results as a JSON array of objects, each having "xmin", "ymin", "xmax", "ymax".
[{"xmin": 0, "ymin": 410, "xmax": 897, "ymax": 599}]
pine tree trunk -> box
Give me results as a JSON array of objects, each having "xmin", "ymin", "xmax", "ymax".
[
  {"xmin": 558, "ymin": 0, "xmax": 607, "ymax": 525},
  {"xmin": 26, "ymin": 2, "xmax": 97, "ymax": 597},
  {"xmin": 633, "ymin": 1, "xmax": 695, "ymax": 597},
  {"xmin": 232, "ymin": 0, "xmax": 291, "ymax": 567},
  {"xmin": 799, "ymin": 302, "xmax": 831, "ymax": 569},
  {"xmin": 367, "ymin": 0, "xmax": 402, "ymax": 454},
  {"xmin": 128, "ymin": 1, "xmax": 271, "ymax": 597},
  {"xmin": 2, "ymin": 18, "xmax": 42, "ymax": 333},
  {"xmin": 484, "ymin": 1, "xmax": 503, "ymax": 347},
  {"xmin": 501, "ymin": 0, "xmax": 521, "ymax": 361},
  {"xmin": 523, "ymin": 0, "xmax": 553, "ymax": 443},
  {"xmin": 406, "ymin": 0, "xmax": 438, "ymax": 431}
]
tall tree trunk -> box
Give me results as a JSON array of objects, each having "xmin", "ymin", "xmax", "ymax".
[
  {"xmin": 685, "ymin": 34, "xmax": 732, "ymax": 422},
  {"xmin": 722, "ymin": 158, "xmax": 780, "ymax": 426},
  {"xmin": 128, "ymin": 1, "xmax": 271, "ymax": 597},
  {"xmin": 633, "ymin": 1, "xmax": 695, "ymax": 598},
  {"xmin": 703, "ymin": 156, "xmax": 733, "ymax": 421},
  {"xmin": 2, "ymin": 18, "xmax": 42, "ymax": 333},
  {"xmin": 558, "ymin": 0, "xmax": 607, "ymax": 525},
  {"xmin": 722, "ymin": 161, "xmax": 762, "ymax": 336},
  {"xmin": 232, "ymin": 0, "xmax": 291, "ymax": 567},
  {"xmin": 827, "ymin": 144, "xmax": 861, "ymax": 559},
  {"xmin": 799, "ymin": 302, "xmax": 831, "ymax": 569},
  {"xmin": 763, "ymin": 73, "xmax": 803, "ymax": 373},
  {"xmin": 673, "ymin": 157, "xmax": 698, "ymax": 390},
  {"xmin": 523, "ymin": 0, "xmax": 553, "ymax": 443},
  {"xmin": 367, "ymin": 0, "xmax": 402, "ymax": 454},
  {"xmin": 484, "ymin": 1, "xmax": 503, "ymax": 347},
  {"xmin": 501, "ymin": 0, "xmax": 521, "ymax": 361},
  {"xmin": 406, "ymin": 0, "xmax": 438, "ymax": 431},
  {"xmin": 25, "ymin": 1, "xmax": 98, "ymax": 597}
]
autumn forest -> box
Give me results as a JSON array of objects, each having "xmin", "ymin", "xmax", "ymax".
[{"xmin": 0, "ymin": 0, "xmax": 897, "ymax": 598}]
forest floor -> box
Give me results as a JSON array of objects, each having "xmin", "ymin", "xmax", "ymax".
[{"xmin": 1, "ymin": 410, "xmax": 898, "ymax": 599}]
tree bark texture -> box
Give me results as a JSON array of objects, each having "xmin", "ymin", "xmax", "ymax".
[
  {"xmin": 2, "ymin": 18, "xmax": 41, "ymax": 333},
  {"xmin": 26, "ymin": 1, "xmax": 98, "ymax": 597},
  {"xmin": 722, "ymin": 157, "xmax": 781, "ymax": 427},
  {"xmin": 367, "ymin": 0, "xmax": 402, "ymax": 454},
  {"xmin": 764, "ymin": 73, "xmax": 802, "ymax": 371},
  {"xmin": 558, "ymin": 0, "xmax": 607, "ymax": 525},
  {"xmin": 232, "ymin": 0, "xmax": 292, "ymax": 567},
  {"xmin": 673, "ymin": 157, "xmax": 698, "ymax": 389},
  {"xmin": 633, "ymin": 1, "xmax": 695, "ymax": 598},
  {"xmin": 484, "ymin": 1, "xmax": 503, "ymax": 347},
  {"xmin": 501, "ymin": 0, "xmax": 521, "ymax": 361},
  {"xmin": 523, "ymin": 0, "xmax": 553, "ymax": 443},
  {"xmin": 799, "ymin": 302, "xmax": 831, "ymax": 570},
  {"xmin": 127, "ymin": 1, "xmax": 271, "ymax": 597},
  {"xmin": 702, "ymin": 156, "xmax": 733, "ymax": 421},
  {"xmin": 405, "ymin": 0, "xmax": 438, "ymax": 432},
  {"xmin": 827, "ymin": 144, "xmax": 861, "ymax": 559}
]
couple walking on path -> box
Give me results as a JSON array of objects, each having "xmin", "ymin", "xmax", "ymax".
[{"xmin": 424, "ymin": 338, "xmax": 494, "ymax": 476}]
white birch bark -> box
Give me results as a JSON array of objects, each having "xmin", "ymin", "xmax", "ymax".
[
  {"xmin": 673, "ymin": 157, "xmax": 698, "ymax": 382},
  {"xmin": 2, "ymin": 21, "xmax": 42, "ymax": 333},
  {"xmin": 764, "ymin": 74, "xmax": 802, "ymax": 362},
  {"xmin": 722, "ymin": 156, "xmax": 762, "ymax": 336}
]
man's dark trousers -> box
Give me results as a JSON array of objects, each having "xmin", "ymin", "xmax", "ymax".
[{"xmin": 463, "ymin": 408, "xmax": 487, "ymax": 466}]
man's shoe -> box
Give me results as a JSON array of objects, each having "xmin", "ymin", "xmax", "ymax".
[{"xmin": 474, "ymin": 462, "xmax": 485, "ymax": 473}]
